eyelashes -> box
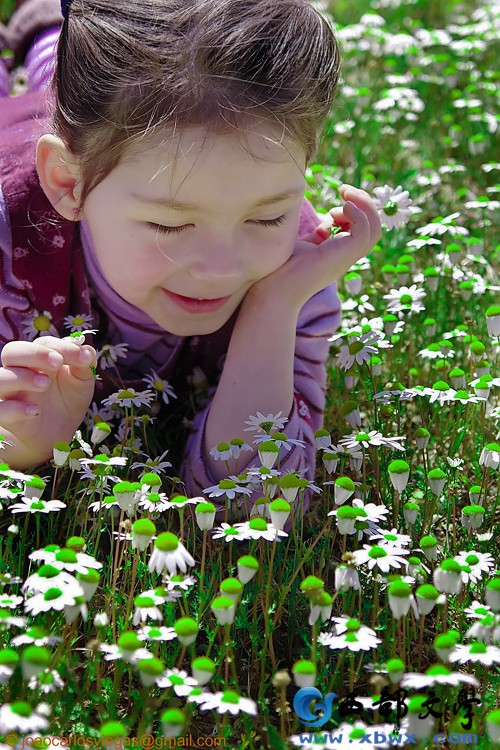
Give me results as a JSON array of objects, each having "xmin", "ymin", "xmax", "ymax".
[{"xmin": 148, "ymin": 215, "xmax": 286, "ymax": 235}]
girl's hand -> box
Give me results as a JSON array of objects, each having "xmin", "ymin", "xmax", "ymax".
[
  {"xmin": 248, "ymin": 184, "xmax": 382, "ymax": 310},
  {"xmin": 0, "ymin": 336, "xmax": 97, "ymax": 469}
]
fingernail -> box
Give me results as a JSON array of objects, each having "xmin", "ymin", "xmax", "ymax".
[
  {"xmin": 48, "ymin": 351, "xmax": 63, "ymax": 367},
  {"xmin": 80, "ymin": 349, "xmax": 93, "ymax": 364},
  {"xmin": 26, "ymin": 403, "xmax": 40, "ymax": 416},
  {"xmin": 33, "ymin": 374, "xmax": 50, "ymax": 388}
]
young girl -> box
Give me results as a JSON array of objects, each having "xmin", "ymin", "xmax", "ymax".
[{"xmin": 0, "ymin": 0, "xmax": 381, "ymax": 518}]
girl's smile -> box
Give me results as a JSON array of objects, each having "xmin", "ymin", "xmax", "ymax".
[{"xmin": 80, "ymin": 123, "xmax": 307, "ymax": 336}]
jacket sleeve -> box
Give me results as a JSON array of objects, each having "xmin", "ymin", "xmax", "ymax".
[
  {"xmin": 0, "ymin": 182, "xmax": 31, "ymax": 350},
  {"xmin": 178, "ymin": 199, "xmax": 341, "ymax": 518}
]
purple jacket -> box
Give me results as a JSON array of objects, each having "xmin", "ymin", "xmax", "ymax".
[{"xmin": 0, "ymin": 90, "xmax": 342, "ymax": 516}]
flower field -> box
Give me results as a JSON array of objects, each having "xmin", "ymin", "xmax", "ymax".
[{"xmin": 0, "ymin": 0, "xmax": 499, "ymax": 748}]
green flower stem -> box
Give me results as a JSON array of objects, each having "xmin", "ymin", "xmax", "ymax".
[
  {"xmin": 124, "ymin": 548, "xmax": 142, "ymax": 624},
  {"xmin": 273, "ymin": 515, "xmax": 333, "ymax": 627},
  {"xmin": 371, "ymin": 579, "xmax": 380, "ymax": 630}
]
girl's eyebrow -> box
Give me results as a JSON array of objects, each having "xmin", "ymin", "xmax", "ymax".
[{"xmin": 130, "ymin": 188, "xmax": 305, "ymax": 211}]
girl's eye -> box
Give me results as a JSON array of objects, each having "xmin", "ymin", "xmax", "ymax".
[
  {"xmin": 148, "ymin": 223, "xmax": 191, "ymax": 235},
  {"xmin": 252, "ymin": 215, "xmax": 286, "ymax": 228}
]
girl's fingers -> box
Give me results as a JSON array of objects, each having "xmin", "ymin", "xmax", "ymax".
[
  {"xmin": 0, "ymin": 366, "xmax": 51, "ymax": 397},
  {"xmin": 0, "ymin": 398, "xmax": 41, "ymax": 424},
  {"xmin": 1, "ymin": 338, "xmax": 96, "ymax": 376}
]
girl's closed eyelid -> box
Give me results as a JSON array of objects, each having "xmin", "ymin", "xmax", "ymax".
[{"xmin": 147, "ymin": 214, "xmax": 287, "ymax": 235}]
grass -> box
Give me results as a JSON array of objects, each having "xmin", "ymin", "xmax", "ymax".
[{"xmin": 0, "ymin": 0, "xmax": 499, "ymax": 748}]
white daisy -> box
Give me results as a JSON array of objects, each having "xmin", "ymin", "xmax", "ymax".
[
  {"xmin": 383, "ymin": 284, "xmax": 426, "ymax": 315},
  {"xmin": 198, "ymin": 689, "xmax": 257, "ymax": 716},
  {"xmin": 211, "ymin": 523, "xmax": 248, "ymax": 543},
  {"xmin": 449, "ymin": 642, "xmax": 500, "ymax": 666},
  {"xmin": 243, "ymin": 411, "xmax": 288, "ymax": 434},
  {"xmin": 136, "ymin": 625, "xmax": 176, "ymax": 642},
  {"xmin": 416, "ymin": 212, "xmax": 470, "ymax": 237},
  {"xmin": 353, "ymin": 543, "xmax": 409, "ymax": 573},
  {"xmin": 203, "ymin": 479, "xmax": 253, "ymax": 502},
  {"xmin": 97, "ymin": 342, "xmax": 129, "ymax": 369},
  {"xmin": 455, "ymin": 551, "xmax": 495, "ymax": 584},
  {"xmin": 20, "ymin": 310, "xmax": 59, "ymax": 341},
  {"xmin": 319, "ymin": 628, "xmax": 381, "ymax": 652},
  {"xmin": 335, "ymin": 332, "xmax": 382, "ymax": 371},
  {"xmin": 373, "ymin": 184, "xmax": 413, "ymax": 230},
  {"xmin": 0, "ymin": 701, "xmax": 49, "ymax": 733},
  {"xmin": 464, "ymin": 601, "xmax": 493, "ymax": 620},
  {"xmin": 28, "ymin": 669, "xmax": 65, "ymax": 694},
  {"xmin": 142, "ymin": 370, "xmax": 178, "ymax": 406},
  {"xmin": 24, "ymin": 584, "xmax": 84, "ymax": 615},
  {"xmin": 156, "ymin": 668, "xmax": 199, "ymax": 696},
  {"xmin": 233, "ymin": 519, "xmax": 288, "ymax": 542},
  {"xmin": 339, "ymin": 430, "xmax": 406, "ymax": 451},
  {"xmin": 148, "ymin": 533, "xmax": 195, "ymax": 576},
  {"xmin": 401, "ymin": 665, "xmax": 479, "ymax": 690},
  {"xmin": 9, "ymin": 498, "xmax": 66, "ymax": 515},
  {"xmin": 63, "ymin": 313, "xmax": 94, "ymax": 332},
  {"xmin": 99, "ymin": 643, "xmax": 153, "ymax": 664},
  {"xmin": 103, "ymin": 388, "xmax": 155, "ymax": 409}
]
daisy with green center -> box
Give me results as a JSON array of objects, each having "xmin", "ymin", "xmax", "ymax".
[
  {"xmin": 9, "ymin": 498, "xmax": 66, "ymax": 515},
  {"xmin": 0, "ymin": 701, "xmax": 50, "ymax": 733},
  {"xmin": 466, "ymin": 614, "xmax": 500, "ymax": 644},
  {"xmin": 21, "ymin": 565, "xmax": 77, "ymax": 594},
  {"xmin": 0, "ymin": 610, "xmax": 27, "ymax": 630},
  {"xmin": 451, "ymin": 390, "xmax": 485, "ymax": 405},
  {"xmin": 11, "ymin": 626, "xmax": 61, "ymax": 648},
  {"xmin": 96, "ymin": 342, "xmax": 129, "ymax": 369},
  {"xmin": 401, "ymin": 664, "xmax": 479, "ymax": 690},
  {"xmin": 198, "ymin": 689, "xmax": 257, "ymax": 716},
  {"xmin": 243, "ymin": 410, "xmax": 288, "ymax": 434},
  {"xmin": 156, "ymin": 668, "xmax": 199, "ymax": 696},
  {"xmin": 252, "ymin": 431, "xmax": 306, "ymax": 453},
  {"xmin": 234, "ymin": 518, "xmax": 288, "ymax": 542},
  {"xmin": 103, "ymin": 388, "xmax": 154, "ymax": 410},
  {"xmin": 203, "ymin": 478, "xmax": 253, "ymax": 502},
  {"xmin": 464, "ymin": 601, "xmax": 493, "ymax": 620},
  {"xmin": 132, "ymin": 596, "xmax": 163, "ymax": 626},
  {"xmin": 136, "ymin": 625, "xmax": 176, "ymax": 642},
  {"xmin": 455, "ymin": 551, "xmax": 495, "ymax": 584},
  {"xmin": 29, "ymin": 546, "xmax": 102, "ymax": 573},
  {"xmin": 142, "ymin": 369, "xmax": 177, "ymax": 405},
  {"xmin": 211, "ymin": 523, "xmax": 247, "ymax": 542},
  {"xmin": 23, "ymin": 585, "xmax": 84, "ymax": 615},
  {"xmin": 353, "ymin": 543, "xmax": 409, "ymax": 573},
  {"xmin": 148, "ymin": 532, "xmax": 195, "ymax": 576},
  {"xmin": 28, "ymin": 668, "xmax": 65, "ymax": 694},
  {"xmin": 334, "ymin": 331, "xmax": 382, "ymax": 371},
  {"xmin": 0, "ymin": 594, "xmax": 22, "ymax": 609},
  {"xmin": 416, "ymin": 212, "xmax": 469, "ymax": 238},
  {"xmin": 164, "ymin": 574, "xmax": 197, "ymax": 592},
  {"xmin": 449, "ymin": 641, "xmax": 500, "ymax": 666},
  {"xmin": 383, "ymin": 284, "xmax": 426, "ymax": 315},
  {"xmin": 369, "ymin": 528, "xmax": 412, "ymax": 548},
  {"xmin": 318, "ymin": 618, "xmax": 381, "ymax": 652},
  {"xmin": 137, "ymin": 491, "xmax": 171, "ymax": 513},
  {"xmin": 339, "ymin": 430, "xmax": 406, "ymax": 451},
  {"xmin": 99, "ymin": 632, "xmax": 153, "ymax": 664},
  {"xmin": 373, "ymin": 185, "xmax": 412, "ymax": 230}
]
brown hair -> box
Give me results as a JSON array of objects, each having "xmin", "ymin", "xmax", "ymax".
[{"xmin": 51, "ymin": 0, "xmax": 341, "ymax": 207}]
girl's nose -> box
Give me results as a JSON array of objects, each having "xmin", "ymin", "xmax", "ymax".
[{"xmin": 189, "ymin": 237, "xmax": 244, "ymax": 281}]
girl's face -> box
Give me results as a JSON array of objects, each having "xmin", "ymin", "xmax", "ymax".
[{"xmin": 81, "ymin": 124, "xmax": 307, "ymax": 336}]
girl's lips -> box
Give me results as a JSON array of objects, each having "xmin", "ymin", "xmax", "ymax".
[{"xmin": 163, "ymin": 289, "xmax": 231, "ymax": 313}]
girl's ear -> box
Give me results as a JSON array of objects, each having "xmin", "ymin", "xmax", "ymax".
[{"xmin": 36, "ymin": 134, "xmax": 83, "ymax": 220}]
